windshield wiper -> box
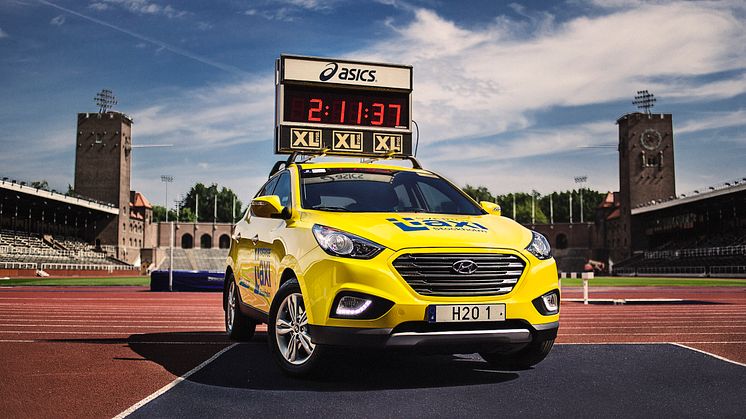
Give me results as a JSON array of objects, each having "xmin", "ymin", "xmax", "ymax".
[{"xmin": 310, "ymin": 205, "xmax": 350, "ymax": 212}]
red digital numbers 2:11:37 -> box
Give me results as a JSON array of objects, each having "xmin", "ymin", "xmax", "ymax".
[{"xmin": 307, "ymin": 99, "xmax": 401, "ymax": 127}]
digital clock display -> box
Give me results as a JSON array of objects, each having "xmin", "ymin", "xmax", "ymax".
[{"xmin": 283, "ymin": 85, "xmax": 410, "ymax": 129}]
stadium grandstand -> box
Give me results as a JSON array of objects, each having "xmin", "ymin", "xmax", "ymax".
[
  {"xmin": 532, "ymin": 109, "xmax": 745, "ymax": 279},
  {"xmin": 0, "ymin": 178, "xmax": 138, "ymax": 277},
  {"xmin": 612, "ymin": 178, "xmax": 746, "ymax": 277}
]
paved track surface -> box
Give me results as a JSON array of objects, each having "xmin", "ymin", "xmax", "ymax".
[
  {"xmin": 0, "ymin": 285, "xmax": 744, "ymax": 418},
  {"xmin": 129, "ymin": 342, "xmax": 746, "ymax": 418}
]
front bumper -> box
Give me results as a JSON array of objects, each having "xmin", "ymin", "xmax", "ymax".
[
  {"xmin": 309, "ymin": 321, "xmax": 558, "ymax": 349},
  {"xmin": 296, "ymin": 246, "xmax": 560, "ymax": 350}
]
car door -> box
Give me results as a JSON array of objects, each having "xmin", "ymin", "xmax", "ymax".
[
  {"xmin": 234, "ymin": 174, "xmax": 279, "ymax": 311},
  {"xmin": 236, "ymin": 171, "xmax": 293, "ymax": 314}
]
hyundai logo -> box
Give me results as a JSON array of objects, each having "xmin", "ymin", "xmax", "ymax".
[{"xmin": 452, "ymin": 260, "xmax": 478, "ymax": 275}]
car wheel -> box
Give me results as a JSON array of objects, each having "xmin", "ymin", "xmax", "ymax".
[
  {"xmin": 268, "ymin": 278, "xmax": 327, "ymax": 377},
  {"xmin": 479, "ymin": 338, "xmax": 555, "ymax": 370},
  {"xmin": 224, "ymin": 274, "xmax": 256, "ymax": 341}
]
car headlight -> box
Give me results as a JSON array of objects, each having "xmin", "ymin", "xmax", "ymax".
[
  {"xmin": 526, "ymin": 230, "xmax": 551, "ymax": 260},
  {"xmin": 312, "ymin": 224, "xmax": 384, "ymax": 259}
]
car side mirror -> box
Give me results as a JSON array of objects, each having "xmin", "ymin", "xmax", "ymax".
[
  {"xmin": 480, "ymin": 201, "xmax": 501, "ymax": 216},
  {"xmin": 251, "ymin": 195, "xmax": 288, "ymax": 219}
]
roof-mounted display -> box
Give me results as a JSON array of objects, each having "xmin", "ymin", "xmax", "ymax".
[{"xmin": 275, "ymin": 55, "xmax": 413, "ymax": 157}]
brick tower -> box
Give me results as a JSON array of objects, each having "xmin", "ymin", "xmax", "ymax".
[
  {"xmin": 614, "ymin": 112, "xmax": 676, "ymax": 260},
  {"xmin": 74, "ymin": 111, "xmax": 134, "ymax": 261}
]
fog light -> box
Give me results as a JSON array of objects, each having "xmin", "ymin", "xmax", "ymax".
[
  {"xmin": 542, "ymin": 292, "xmax": 559, "ymax": 312},
  {"xmin": 335, "ymin": 296, "xmax": 372, "ymax": 316},
  {"xmin": 532, "ymin": 290, "xmax": 560, "ymax": 315}
]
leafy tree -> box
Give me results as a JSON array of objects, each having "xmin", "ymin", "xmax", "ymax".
[
  {"xmin": 493, "ymin": 192, "xmax": 548, "ymax": 224},
  {"xmin": 152, "ymin": 205, "xmax": 177, "ymax": 222},
  {"xmin": 463, "ymin": 184, "xmax": 495, "ymax": 203},
  {"xmin": 180, "ymin": 183, "xmax": 243, "ymax": 223},
  {"xmin": 464, "ymin": 185, "xmax": 604, "ymax": 224},
  {"xmin": 151, "ymin": 183, "xmax": 243, "ymax": 223}
]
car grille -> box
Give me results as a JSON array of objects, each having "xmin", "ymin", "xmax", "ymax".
[{"xmin": 392, "ymin": 253, "xmax": 525, "ymax": 297}]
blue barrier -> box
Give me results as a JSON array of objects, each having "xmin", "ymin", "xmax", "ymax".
[{"xmin": 150, "ymin": 270, "xmax": 225, "ymax": 292}]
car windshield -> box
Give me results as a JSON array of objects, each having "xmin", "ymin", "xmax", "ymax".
[{"xmin": 299, "ymin": 167, "xmax": 484, "ymax": 215}]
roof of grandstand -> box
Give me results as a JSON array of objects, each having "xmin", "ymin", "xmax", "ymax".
[
  {"xmin": 632, "ymin": 177, "xmax": 746, "ymax": 215},
  {"xmin": 1, "ymin": 178, "xmax": 118, "ymax": 215}
]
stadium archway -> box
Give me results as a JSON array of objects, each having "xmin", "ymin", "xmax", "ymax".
[
  {"xmin": 200, "ymin": 234, "xmax": 212, "ymax": 249},
  {"xmin": 181, "ymin": 233, "xmax": 193, "ymax": 249},
  {"xmin": 219, "ymin": 234, "xmax": 230, "ymax": 249}
]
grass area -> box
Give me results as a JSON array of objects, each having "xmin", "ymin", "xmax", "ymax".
[
  {"xmin": 0, "ymin": 276, "xmax": 150, "ymax": 286},
  {"xmin": 560, "ymin": 276, "xmax": 746, "ymax": 287}
]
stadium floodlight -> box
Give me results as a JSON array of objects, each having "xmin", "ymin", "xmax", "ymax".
[
  {"xmin": 575, "ymin": 175, "xmax": 588, "ymax": 223},
  {"xmin": 161, "ymin": 175, "xmax": 174, "ymax": 222},
  {"xmin": 632, "ymin": 90, "xmax": 656, "ymax": 115},
  {"xmin": 94, "ymin": 89, "xmax": 118, "ymax": 113},
  {"xmin": 160, "ymin": 174, "xmax": 175, "ymax": 292}
]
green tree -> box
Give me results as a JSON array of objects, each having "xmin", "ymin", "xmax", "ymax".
[
  {"xmin": 493, "ymin": 192, "xmax": 548, "ymax": 224},
  {"xmin": 180, "ymin": 183, "xmax": 243, "ymax": 223},
  {"xmin": 152, "ymin": 205, "xmax": 177, "ymax": 222},
  {"xmin": 463, "ymin": 184, "xmax": 495, "ymax": 202}
]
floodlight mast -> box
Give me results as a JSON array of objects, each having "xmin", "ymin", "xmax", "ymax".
[
  {"xmin": 632, "ymin": 90, "xmax": 656, "ymax": 115},
  {"xmin": 94, "ymin": 89, "xmax": 118, "ymax": 113}
]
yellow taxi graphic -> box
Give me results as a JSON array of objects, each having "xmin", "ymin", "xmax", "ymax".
[{"xmin": 224, "ymin": 160, "xmax": 559, "ymax": 376}]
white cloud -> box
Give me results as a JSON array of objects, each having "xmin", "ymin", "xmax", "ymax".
[
  {"xmin": 88, "ymin": 3, "xmax": 109, "ymax": 11},
  {"xmin": 50, "ymin": 14, "xmax": 66, "ymax": 26},
  {"xmin": 355, "ymin": 3, "xmax": 746, "ymax": 145},
  {"xmin": 243, "ymin": 0, "xmax": 339, "ymax": 21},
  {"xmin": 425, "ymin": 121, "xmax": 616, "ymax": 164},
  {"xmin": 0, "ymin": 27, "xmax": 8, "ymax": 38},
  {"xmin": 95, "ymin": 0, "xmax": 187, "ymax": 19},
  {"xmin": 122, "ymin": 2, "xmax": 746, "ymax": 198},
  {"xmin": 677, "ymin": 109, "xmax": 746, "ymax": 135},
  {"xmin": 131, "ymin": 77, "xmax": 275, "ymax": 150}
]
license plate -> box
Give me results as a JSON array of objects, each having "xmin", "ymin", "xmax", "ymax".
[{"xmin": 427, "ymin": 304, "xmax": 505, "ymax": 323}]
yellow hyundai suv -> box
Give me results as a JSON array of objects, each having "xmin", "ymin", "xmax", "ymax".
[{"xmin": 224, "ymin": 159, "xmax": 559, "ymax": 376}]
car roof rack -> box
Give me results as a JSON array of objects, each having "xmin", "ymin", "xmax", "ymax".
[{"xmin": 268, "ymin": 152, "xmax": 422, "ymax": 178}]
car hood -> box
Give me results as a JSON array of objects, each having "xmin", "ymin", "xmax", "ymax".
[{"xmin": 301, "ymin": 211, "xmax": 533, "ymax": 251}]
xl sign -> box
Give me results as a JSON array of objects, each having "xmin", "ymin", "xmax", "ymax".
[{"xmin": 319, "ymin": 62, "xmax": 377, "ymax": 83}]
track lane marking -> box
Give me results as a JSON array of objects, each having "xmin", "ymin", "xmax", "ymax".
[
  {"xmin": 113, "ymin": 343, "xmax": 238, "ymax": 419},
  {"xmin": 0, "ymin": 339, "xmax": 240, "ymax": 344},
  {"xmin": 556, "ymin": 342, "xmax": 746, "ymax": 366}
]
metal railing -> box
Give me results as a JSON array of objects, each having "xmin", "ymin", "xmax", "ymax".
[
  {"xmin": 40, "ymin": 263, "xmax": 137, "ymax": 271},
  {"xmin": 644, "ymin": 245, "xmax": 746, "ymax": 260},
  {"xmin": 0, "ymin": 262, "xmax": 37, "ymax": 270},
  {"xmin": 710, "ymin": 265, "xmax": 746, "ymax": 275}
]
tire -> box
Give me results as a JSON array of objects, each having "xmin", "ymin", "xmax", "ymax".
[
  {"xmin": 479, "ymin": 338, "xmax": 555, "ymax": 370},
  {"xmin": 267, "ymin": 278, "xmax": 327, "ymax": 377},
  {"xmin": 224, "ymin": 274, "xmax": 256, "ymax": 341}
]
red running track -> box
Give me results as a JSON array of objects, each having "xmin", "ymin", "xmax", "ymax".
[{"xmin": 0, "ymin": 285, "xmax": 743, "ymax": 418}]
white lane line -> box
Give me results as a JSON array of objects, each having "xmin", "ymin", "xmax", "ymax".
[
  {"xmin": 0, "ymin": 319, "xmax": 223, "ymax": 324},
  {"xmin": 558, "ymin": 341, "xmax": 746, "ymax": 344},
  {"xmin": 113, "ymin": 343, "xmax": 238, "ymax": 419},
  {"xmin": 0, "ymin": 324, "xmax": 221, "ymax": 329},
  {"xmin": 670, "ymin": 343, "xmax": 746, "ymax": 368},
  {"xmin": 557, "ymin": 342, "xmax": 746, "ymax": 367},
  {"xmin": 560, "ymin": 332, "xmax": 746, "ymax": 336},
  {"xmin": 560, "ymin": 325, "xmax": 746, "ymax": 329},
  {"xmin": 0, "ymin": 331, "xmax": 222, "ymax": 335},
  {"xmin": 0, "ymin": 339, "xmax": 241, "ymax": 345}
]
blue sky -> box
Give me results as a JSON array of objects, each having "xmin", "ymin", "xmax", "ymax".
[{"xmin": 1, "ymin": 0, "xmax": 745, "ymax": 209}]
